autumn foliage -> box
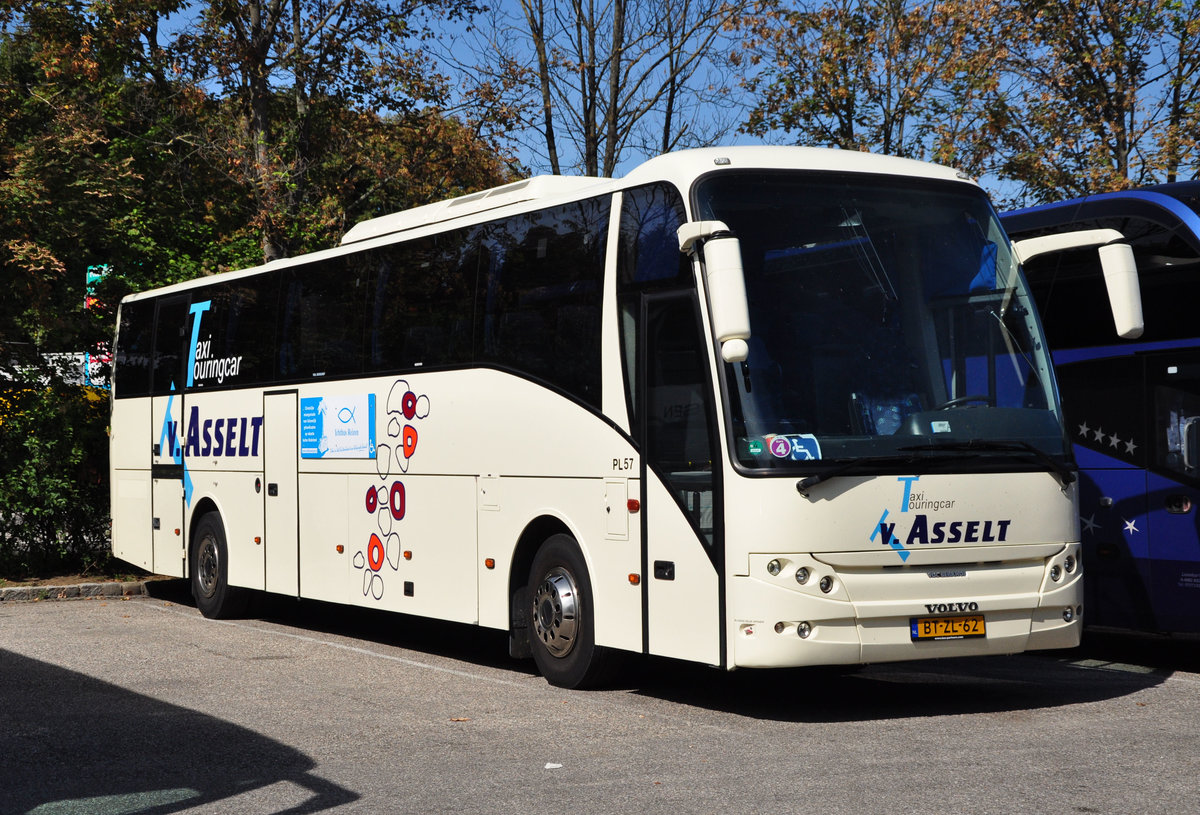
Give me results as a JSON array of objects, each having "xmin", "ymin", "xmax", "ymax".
[
  {"xmin": 0, "ymin": 0, "xmax": 1197, "ymax": 576},
  {"xmin": 0, "ymin": 0, "xmax": 514, "ymax": 576}
]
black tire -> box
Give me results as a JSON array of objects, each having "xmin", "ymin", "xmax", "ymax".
[
  {"xmin": 527, "ymin": 533, "xmax": 613, "ymax": 689},
  {"xmin": 191, "ymin": 511, "xmax": 249, "ymax": 619}
]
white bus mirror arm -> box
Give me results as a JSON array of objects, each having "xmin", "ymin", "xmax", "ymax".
[
  {"xmin": 1012, "ymin": 228, "xmax": 1144, "ymax": 340},
  {"xmin": 677, "ymin": 221, "xmax": 752, "ymax": 363},
  {"xmin": 1011, "ymin": 228, "xmax": 1125, "ymax": 265}
]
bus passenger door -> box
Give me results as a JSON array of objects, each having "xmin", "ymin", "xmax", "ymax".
[
  {"xmin": 1147, "ymin": 351, "xmax": 1200, "ymax": 633},
  {"xmin": 150, "ymin": 295, "xmax": 190, "ymax": 577},
  {"xmin": 264, "ymin": 391, "xmax": 300, "ymax": 595},
  {"xmin": 637, "ymin": 293, "xmax": 722, "ymax": 665}
]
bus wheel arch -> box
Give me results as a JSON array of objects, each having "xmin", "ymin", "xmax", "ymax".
[
  {"xmin": 525, "ymin": 531, "xmax": 613, "ymax": 688},
  {"xmin": 507, "ymin": 516, "xmax": 570, "ymax": 659},
  {"xmin": 189, "ymin": 507, "xmax": 248, "ymax": 619}
]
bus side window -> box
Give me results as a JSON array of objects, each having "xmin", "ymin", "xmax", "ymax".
[
  {"xmin": 278, "ymin": 258, "xmax": 367, "ymax": 380},
  {"xmin": 1056, "ymin": 356, "xmax": 1147, "ymax": 466},
  {"xmin": 369, "ymin": 231, "xmax": 478, "ymax": 372},
  {"xmin": 219, "ymin": 278, "xmax": 276, "ymax": 387},
  {"xmin": 152, "ymin": 296, "xmax": 191, "ymax": 394},
  {"xmin": 478, "ymin": 198, "xmax": 608, "ymax": 408},
  {"xmin": 1155, "ymin": 363, "xmax": 1200, "ymax": 481},
  {"xmin": 114, "ymin": 299, "xmax": 155, "ymax": 398},
  {"xmin": 187, "ymin": 279, "xmax": 276, "ymax": 391},
  {"xmin": 616, "ymin": 182, "xmax": 691, "ymax": 431}
]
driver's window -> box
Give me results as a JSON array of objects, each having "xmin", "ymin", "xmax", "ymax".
[{"xmin": 1154, "ymin": 362, "xmax": 1200, "ymax": 484}]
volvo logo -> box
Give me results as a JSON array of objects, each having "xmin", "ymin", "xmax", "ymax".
[{"xmin": 924, "ymin": 601, "xmax": 980, "ymax": 614}]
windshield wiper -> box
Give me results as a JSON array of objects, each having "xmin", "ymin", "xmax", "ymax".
[
  {"xmin": 795, "ymin": 454, "xmax": 929, "ymax": 497},
  {"xmin": 795, "ymin": 440, "xmax": 1075, "ymax": 498},
  {"xmin": 897, "ymin": 439, "xmax": 1076, "ymax": 487}
]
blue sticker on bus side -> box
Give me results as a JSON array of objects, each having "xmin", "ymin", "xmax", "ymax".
[{"xmin": 300, "ymin": 394, "xmax": 377, "ymax": 459}]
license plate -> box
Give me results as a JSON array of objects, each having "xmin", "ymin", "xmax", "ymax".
[{"xmin": 910, "ymin": 615, "xmax": 986, "ymax": 641}]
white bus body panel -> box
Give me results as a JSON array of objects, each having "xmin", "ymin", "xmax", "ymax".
[
  {"xmin": 181, "ymin": 388, "xmax": 267, "ymax": 590},
  {"xmin": 645, "ymin": 475, "xmax": 721, "ymax": 664},
  {"xmin": 150, "ymin": 392, "xmax": 185, "ymax": 577},
  {"xmin": 723, "ymin": 471, "xmax": 1081, "ymax": 667},
  {"xmin": 110, "ymin": 397, "xmax": 152, "ymax": 571},
  {"xmin": 167, "ymin": 369, "xmax": 644, "ymax": 649},
  {"xmin": 412, "ymin": 369, "xmax": 642, "ymax": 648},
  {"xmin": 264, "ymin": 391, "xmax": 299, "ymax": 596}
]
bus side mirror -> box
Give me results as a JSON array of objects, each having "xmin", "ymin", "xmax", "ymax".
[
  {"xmin": 1012, "ymin": 228, "xmax": 1144, "ymax": 340},
  {"xmin": 677, "ymin": 221, "xmax": 751, "ymax": 363},
  {"xmin": 1098, "ymin": 243, "xmax": 1143, "ymax": 339}
]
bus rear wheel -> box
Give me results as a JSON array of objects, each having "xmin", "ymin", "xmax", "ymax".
[
  {"xmin": 191, "ymin": 511, "xmax": 248, "ymax": 619},
  {"xmin": 527, "ymin": 534, "xmax": 612, "ymax": 689}
]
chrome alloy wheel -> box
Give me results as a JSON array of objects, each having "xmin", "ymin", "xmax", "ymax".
[
  {"xmin": 532, "ymin": 566, "xmax": 579, "ymax": 658},
  {"xmin": 196, "ymin": 533, "xmax": 220, "ymax": 599}
]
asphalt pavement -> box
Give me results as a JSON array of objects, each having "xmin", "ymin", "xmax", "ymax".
[{"xmin": 2, "ymin": 580, "xmax": 1198, "ymax": 814}]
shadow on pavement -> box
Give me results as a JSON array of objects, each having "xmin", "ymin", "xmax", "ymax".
[
  {"xmin": 0, "ymin": 649, "xmax": 357, "ymax": 814},
  {"xmin": 1075, "ymin": 627, "xmax": 1200, "ymax": 673},
  {"xmin": 622, "ymin": 646, "xmax": 1168, "ymax": 722},
  {"xmin": 144, "ymin": 579, "xmax": 1188, "ymax": 722},
  {"xmin": 146, "ymin": 578, "xmax": 532, "ymax": 677}
]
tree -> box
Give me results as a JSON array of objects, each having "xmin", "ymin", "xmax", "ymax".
[
  {"xmin": 0, "ymin": 2, "xmax": 514, "ymax": 577},
  {"xmin": 736, "ymin": 0, "xmax": 1007, "ymax": 172},
  {"xmin": 0, "ymin": 0, "xmax": 227, "ymax": 360},
  {"xmin": 173, "ymin": 0, "xmax": 484, "ymax": 262},
  {"xmin": 450, "ymin": 0, "xmax": 749, "ymax": 177},
  {"xmin": 991, "ymin": 0, "xmax": 1200, "ymax": 200},
  {"xmin": 1157, "ymin": 1, "xmax": 1200, "ymax": 182}
]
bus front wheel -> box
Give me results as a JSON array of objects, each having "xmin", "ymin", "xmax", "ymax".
[
  {"xmin": 527, "ymin": 534, "xmax": 611, "ymax": 688},
  {"xmin": 191, "ymin": 512, "xmax": 248, "ymax": 619}
]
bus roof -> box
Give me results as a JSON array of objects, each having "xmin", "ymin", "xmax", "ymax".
[
  {"xmin": 340, "ymin": 146, "xmax": 975, "ymax": 246},
  {"xmin": 1002, "ymin": 183, "xmax": 1200, "ymax": 256},
  {"xmin": 339, "ymin": 174, "xmax": 609, "ymax": 246},
  {"xmin": 122, "ymin": 146, "xmax": 978, "ymax": 303},
  {"xmin": 620, "ymin": 145, "xmax": 971, "ymax": 188}
]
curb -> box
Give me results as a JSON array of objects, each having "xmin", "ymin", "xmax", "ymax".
[{"xmin": 0, "ymin": 581, "xmax": 148, "ymax": 603}]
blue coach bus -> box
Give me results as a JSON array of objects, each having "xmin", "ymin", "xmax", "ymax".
[{"xmin": 1003, "ymin": 183, "xmax": 1200, "ymax": 635}]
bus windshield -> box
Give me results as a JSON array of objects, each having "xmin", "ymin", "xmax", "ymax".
[{"xmin": 693, "ymin": 171, "xmax": 1067, "ymax": 471}]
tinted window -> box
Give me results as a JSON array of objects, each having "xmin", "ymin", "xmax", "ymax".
[
  {"xmin": 617, "ymin": 183, "xmax": 690, "ymax": 289},
  {"xmin": 114, "ymin": 299, "xmax": 154, "ymax": 398},
  {"xmin": 188, "ymin": 276, "xmax": 277, "ymax": 390},
  {"xmin": 120, "ymin": 196, "xmax": 612, "ymax": 409},
  {"xmin": 152, "ymin": 296, "xmax": 190, "ymax": 394},
  {"xmin": 369, "ymin": 230, "xmax": 479, "ymax": 372},
  {"xmin": 1056, "ymin": 356, "xmax": 1147, "ymax": 468},
  {"xmin": 479, "ymin": 197, "xmax": 609, "ymax": 406},
  {"xmin": 278, "ymin": 256, "xmax": 368, "ymax": 380},
  {"xmin": 617, "ymin": 183, "xmax": 691, "ymax": 427},
  {"xmin": 1020, "ymin": 213, "xmax": 1200, "ymax": 350}
]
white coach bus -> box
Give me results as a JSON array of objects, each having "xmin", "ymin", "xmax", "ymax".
[{"xmin": 110, "ymin": 147, "xmax": 1089, "ymax": 687}]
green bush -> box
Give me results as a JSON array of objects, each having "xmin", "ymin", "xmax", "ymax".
[{"xmin": 0, "ymin": 383, "xmax": 111, "ymax": 578}]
